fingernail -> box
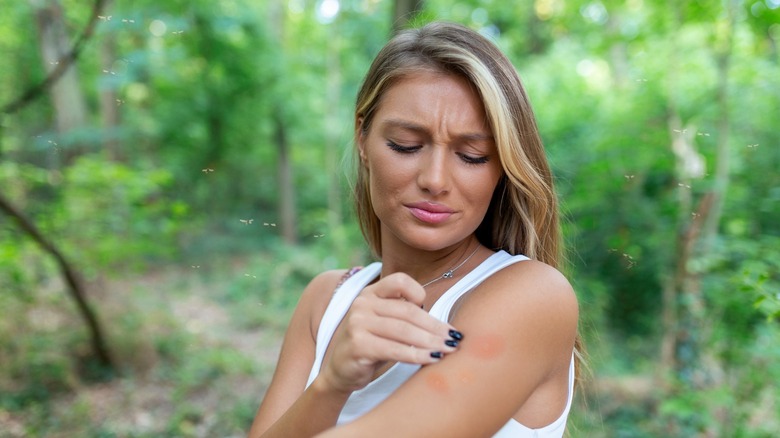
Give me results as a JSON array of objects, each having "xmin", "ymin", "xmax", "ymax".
[
  {"xmin": 444, "ymin": 339, "xmax": 458, "ymax": 347},
  {"xmin": 430, "ymin": 351, "xmax": 443, "ymax": 359},
  {"xmin": 449, "ymin": 330, "xmax": 464, "ymax": 341}
]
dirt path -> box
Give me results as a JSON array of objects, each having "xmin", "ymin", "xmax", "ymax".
[{"xmin": 15, "ymin": 267, "xmax": 287, "ymax": 437}]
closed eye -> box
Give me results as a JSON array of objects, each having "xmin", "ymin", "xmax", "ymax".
[
  {"xmin": 458, "ymin": 153, "xmax": 490, "ymax": 165},
  {"xmin": 386, "ymin": 140, "xmax": 422, "ymax": 154}
]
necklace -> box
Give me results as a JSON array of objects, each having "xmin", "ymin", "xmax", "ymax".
[{"xmin": 421, "ymin": 246, "xmax": 480, "ymax": 288}]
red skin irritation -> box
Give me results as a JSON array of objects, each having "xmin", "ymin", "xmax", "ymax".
[
  {"xmin": 468, "ymin": 334, "xmax": 505, "ymax": 360},
  {"xmin": 425, "ymin": 371, "xmax": 451, "ymax": 394},
  {"xmin": 424, "ymin": 334, "xmax": 505, "ymax": 394}
]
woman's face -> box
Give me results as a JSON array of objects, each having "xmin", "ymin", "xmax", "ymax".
[{"xmin": 358, "ymin": 70, "xmax": 503, "ymax": 253}]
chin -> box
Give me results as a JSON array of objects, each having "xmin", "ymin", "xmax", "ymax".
[{"xmin": 402, "ymin": 232, "xmax": 472, "ymax": 253}]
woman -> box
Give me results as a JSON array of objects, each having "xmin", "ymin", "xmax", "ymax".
[{"xmin": 249, "ymin": 21, "xmax": 580, "ymax": 438}]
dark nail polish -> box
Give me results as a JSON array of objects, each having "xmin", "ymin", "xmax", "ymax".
[
  {"xmin": 445, "ymin": 339, "xmax": 458, "ymax": 347},
  {"xmin": 449, "ymin": 330, "xmax": 464, "ymax": 341},
  {"xmin": 430, "ymin": 351, "xmax": 443, "ymax": 359}
]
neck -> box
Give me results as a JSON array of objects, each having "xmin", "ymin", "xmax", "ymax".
[{"xmin": 378, "ymin": 237, "xmax": 483, "ymax": 286}]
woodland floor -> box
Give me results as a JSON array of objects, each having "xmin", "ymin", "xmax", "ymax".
[{"xmin": 1, "ymin": 263, "xmax": 285, "ymax": 437}]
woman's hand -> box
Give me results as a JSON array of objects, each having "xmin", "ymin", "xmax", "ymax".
[{"xmin": 316, "ymin": 273, "xmax": 462, "ymax": 394}]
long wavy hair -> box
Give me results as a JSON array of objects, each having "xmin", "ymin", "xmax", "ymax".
[{"xmin": 354, "ymin": 22, "xmax": 560, "ymax": 268}]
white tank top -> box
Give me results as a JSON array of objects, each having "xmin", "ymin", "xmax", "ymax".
[{"xmin": 306, "ymin": 250, "xmax": 575, "ymax": 437}]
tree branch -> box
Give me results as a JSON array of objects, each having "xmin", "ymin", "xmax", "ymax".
[
  {"xmin": 0, "ymin": 192, "xmax": 115, "ymax": 369},
  {"xmin": 1, "ymin": 0, "xmax": 105, "ymax": 115}
]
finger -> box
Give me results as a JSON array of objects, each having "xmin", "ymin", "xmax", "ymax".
[
  {"xmin": 344, "ymin": 300, "xmax": 453, "ymax": 348},
  {"xmin": 368, "ymin": 298, "xmax": 456, "ymax": 339},
  {"xmin": 363, "ymin": 314, "xmax": 459, "ymax": 353},
  {"xmin": 365, "ymin": 273, "xmax": 426, "ymax": 307},
  {"xmin": 350, "ymin": 294, "xmax": 458, "ymax": 345},
  {"xmin": 356, "ymin": 333, "xmax": 448, "ymax": 365}
]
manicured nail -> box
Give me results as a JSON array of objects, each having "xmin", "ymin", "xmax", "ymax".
[
  {"xmin": 445, "ymin": 339, "xmax": 458, "ymax": 347},
  {"xmin": 430, "ymin": 351, "xmax": 443, "ymax": 359},
  {"xmin": 449, "ymin": 330, "xmax": 464, "ymax": 341}
]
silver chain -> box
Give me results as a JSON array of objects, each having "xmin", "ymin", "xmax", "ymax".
[{"xmin": 421, "ymin": 246, "xmax": 480, "ymax": 288}]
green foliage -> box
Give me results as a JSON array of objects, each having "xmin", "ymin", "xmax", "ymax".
[
  {"xmin": 1, "ymin": 0, "xmax": 779, "ymax": 435},
  {"xmin": 212, "ymin": 232, "xmax": 368, "ymax": 330},
  {"xmin": 51, "ymin": 154, "xmax": 189, "ymax": 274},
  {"xmin": 0, "ymin": 290, "xmax": 79, "ymax": 412},
  {"xmin": 659, "ymin": 323, "xmax": 780, "ymax": 438},
  {"xmin": 706, "ymin": 235, "xmax": 780, "ymax": 326}
]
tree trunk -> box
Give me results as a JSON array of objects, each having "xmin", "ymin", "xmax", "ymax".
[
  {"xmin": 268, "ymin": 0, "xmax": 298, "ymax": 244},
  {"xmin": 274, "ymin": 112, "xmax": 298, "ymax": 244},
  {"xmin": 673, "ymin": 0, "xmax": 736, "ymax": 384},
  {"xmin": 659, "ymin": 0, "xmax": 686, "ymax": 377},
  {"xmin": 0, "ymin": 192, "xmax": 115, "ymax": 371},
  {"xmin": 99, "ymin": 0, "xmax": 122, "ymax": 161},
  {"xmin": 393, "ymin": 0, "xmax": 424, "ymax": 34},
  {"xmin": 701, "ymin": 17, "xmax": 734, "ymax": 250},
  {"xmin": 607, "ymin": 13, "xmax": 629, "ymax": 88},
  {"xmin": 325, "ymin": 22, "xmax": 343, "ymax": 239},
  {"xmin": 662, "ymin": 1, "xmax": 736, "ymax": 434},
  {"xmin": 30, "ymin": 0, "xmax": 89, "ymax": 164}
]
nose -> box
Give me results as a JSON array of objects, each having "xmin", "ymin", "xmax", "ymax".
[{"xmin": 417, "ymin": 147, "xmax": 450, "ymax": 196}]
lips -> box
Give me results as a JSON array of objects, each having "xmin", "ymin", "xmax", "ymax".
[{"xmin": 405, "ymin": 202, "xmax": 454, "ymax": 224}]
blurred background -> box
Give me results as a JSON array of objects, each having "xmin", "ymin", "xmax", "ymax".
[{"xmin": 1, "ymin": 0, "xmax": 778, "ymax": 436}]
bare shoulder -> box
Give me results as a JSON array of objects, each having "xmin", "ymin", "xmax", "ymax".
[
  {"xmin": 460, "ymin": 259, "xmax": 577, "ymax": 320},
  {"xmin": 452, "ymin": 258, "xmax": 578, "ymax": 373},
  {"xmin": 301, "ymin": 269, "xmax": 350, "ymax": 301},
  {"xmin": 299, "ymin": 269, "xmax": 351, "ymax": 339}
]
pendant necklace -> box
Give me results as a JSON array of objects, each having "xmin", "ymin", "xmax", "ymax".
[{"xmin": 421, "ymin": 245, "xmax": 480, "ymax": 288}]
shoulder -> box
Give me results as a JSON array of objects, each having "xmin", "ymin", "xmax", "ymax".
[
  {"xmin": 453, "ymin": 258, "xmax": 578, "ymax": 372},
  {"xmin": 469, "ymin": 258, "xmax": 577, "ymax": 316},
  {"xmin": 456, "ymin": 257, "xmax": 577, "ymax": 307},
  {"xmin": 302, "ymin": 268, "xmax": 351, "ymax": 297},
  {"xmin": 298, "ymin": 268, "xmax": 354, "ymax": 340},
  {"xmin": 501, "ymin": 258, "xmax": 575, "ymax": 304},
  {"xmin": 248, "ymin": 268, "xmax": 354, "ymax": 433}
]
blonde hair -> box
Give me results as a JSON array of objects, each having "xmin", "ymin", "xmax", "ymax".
[{"xmin": 354, "ymin": 22, "xmax": 561, "ymax": 268}]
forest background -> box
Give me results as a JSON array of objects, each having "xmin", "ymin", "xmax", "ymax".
[{"xmin": 1, "ymin": 0, "xmax": 778, "ymax": 436}]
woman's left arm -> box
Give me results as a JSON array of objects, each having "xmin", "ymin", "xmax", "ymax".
[{"xmin": 316, "ymin": 260, "xmax": 579, "ymax": 438}]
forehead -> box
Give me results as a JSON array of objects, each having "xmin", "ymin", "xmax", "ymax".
[{"xmin": 373, "ymin": 70, "xmax": 490, "ymax": 133}]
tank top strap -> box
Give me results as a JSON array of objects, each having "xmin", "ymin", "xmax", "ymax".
[
  {"xmin": 428, "ymin": 250, "xmax": 530, "ymax": 321},
  {"xmin": 306, "ymin": 262, "xmax": 382, "ymax": 387}
]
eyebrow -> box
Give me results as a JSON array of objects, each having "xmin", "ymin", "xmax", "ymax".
[{"xmin": 381, "ymin": 118, "xmax": 493, "ymax": 142}]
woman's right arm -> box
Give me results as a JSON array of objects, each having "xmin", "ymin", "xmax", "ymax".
[{"xmin": 247, "ymin": 269, "xmax": 348, "ymax": 438}]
